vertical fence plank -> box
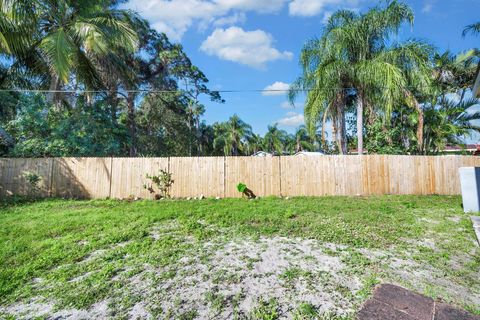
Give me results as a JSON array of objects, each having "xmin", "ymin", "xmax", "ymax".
[
  {"xmin": 170, "ymin": 157, "xmax": 224, "ymax": 198},
  {"xmin": 51, "ymin": 158, "xmax": 111, "ymax": 198},
  {"xmin": 225, "ymin": 156, "xmax": 280, "ymax": 198},
  {"xmin": 0, "ymin": 158, "xmax": 53, "ymax": 198},
  {"xmin": 110, "ymin": 157, "xmax": 168, "ymax": 199}
]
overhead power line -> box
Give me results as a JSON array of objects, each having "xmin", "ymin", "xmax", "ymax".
[
  {"xmin": 0, "ymin": 85, "xmax": 462, "ymax": 94},
  {"xmin": 0, "ymin": 88, "xmax": 307, "ymax": 94}
]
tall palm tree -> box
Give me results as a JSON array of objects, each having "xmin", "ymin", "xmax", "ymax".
[
  {"xmin": 290, "ymin": 1, "xmax": 432, "ymax": 155},
  {"xmin": 292, "ymin": 125, "xmax": 314, "ymax": 153},
  {"xmin": 263, "ymin": 124, "xmax": 286, "ymax": 154},
  {"xmin": 287, "ymin": 125, "xmax": 315, "ymax": 153},
  {"xmin": 245, "ymin": 133, "xmax": 263, "ymax": 155},
  {"xmin": 1, "ymin": 0, "xmax": 138, "ymax": 102},
  {"xmin": 213, "ymin": 114, "xmax": 252, "ymax": 156}
]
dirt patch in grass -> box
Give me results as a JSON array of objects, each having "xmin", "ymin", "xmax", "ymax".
[
  {"xmin": 1, "ymin": 196, "xmax": 479, "ymax": 318},
  {"xmin": 2, "ymin": 233, "xmax": 478, "ymax": 319}
]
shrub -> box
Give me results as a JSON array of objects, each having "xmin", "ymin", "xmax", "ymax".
[
  {"xmin": 144, "ymin": 170, "xmax": 174, "ymax": 199},
  {"xmin": 23, "ymin": 171, "xmax": 41, "ymax": 198}
]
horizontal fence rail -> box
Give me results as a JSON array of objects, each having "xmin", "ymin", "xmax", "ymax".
[{"xmin": 1, "ymin": 156, "xmax": 479, "ymax": 199}]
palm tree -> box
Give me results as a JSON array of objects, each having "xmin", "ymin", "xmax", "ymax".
[
  {"xmin": 423, "ymin": 98, "xmax": 480, "ymax": 154},
  {"xmin": 0, "ymin": 0, "xmax": 33, "ymax": 56},
  {"xmin": 290, "ymin": 1, "xmax": 432, "ymax": 155},
  {"xmin": 245, "ymin": 133, "xmax": 263, "ymax": 155},
  {"xmin": 292, "ymin": 125, "xmax": 314, "ymax": 153},
  {"xmin": 213, "ymin": 115, "xmax": 252, "ymax": 156},
  {"xmin": 1, "ymin": 0, "xmax": 138, "ymax": 103},
  {"xmin": 263, "ymin": 124, "xmax": 286, "ymax": 154},
  {"xmin": 432, "ymin": 50, "xmax": 478, "ymax": 102}
]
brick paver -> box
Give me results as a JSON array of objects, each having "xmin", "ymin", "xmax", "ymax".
[{"xmin": 357, "ymin": 284, "xmax": 480, "ymax": 320}]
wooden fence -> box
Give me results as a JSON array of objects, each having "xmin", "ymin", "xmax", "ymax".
[{"xmin": 1, "ymin": 156, "xmax": 479, "ymax": 199}]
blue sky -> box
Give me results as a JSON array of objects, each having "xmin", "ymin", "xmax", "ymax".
[{"xmin": 123, "ymin": 0, "xmax": 480, "ymax": 136}]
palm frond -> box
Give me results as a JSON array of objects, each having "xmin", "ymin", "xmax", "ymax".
[
  {"xmin": 38, "ymin": 28, "xmax": 75, "ymax": 83},
  {"xmin": 462, "ymin": 22, "xmax": 480, "ymax": 37}
]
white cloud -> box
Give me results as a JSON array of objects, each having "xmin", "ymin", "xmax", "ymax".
[
  {"xmin": 214, "ymin": 0, "xmax": 288, "ymax": 13},
  {"xmin": 262, "ymin": 82, "xmax": 290, "ymax": 96},
  {"xmin": 277, "ymin": 111, "xmax": 305, "ymax": 126},
  {"xmin": 123, "ymin": 0, "xmax": 370, "ymax": 41},
  {"xmin": 288, "ymin": 0, "xmax": 361, "ymax": 17},
  {"xmin": 422, "ymin": 0, "xmax": 436, "ymax": 13},
  {"xmin": 213, "ymin": 12, "xmax": 247, "ymax": 27},
  {"xmin": 200, "ymin": 27, "xmax": 293, "ymax": 69},
  {"xmin": 123, "ymin": 0, "xmax": 288, "ymax": 41}
]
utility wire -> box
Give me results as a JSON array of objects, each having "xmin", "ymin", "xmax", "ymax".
[
  {"xmin": 0, "ymin": 88, "xmax": 308, "ymax": 94},
  {"xmin": 0, "ymin": 86, "xmax": 444, "ymax": 94}
]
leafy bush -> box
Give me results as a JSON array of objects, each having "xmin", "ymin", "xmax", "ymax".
[
  {"xmin": 144, "ymin": 170, "xmax": 174, "ymax": 199},
  {"xmin": 23, "ymin": 171, "xmax": 41, "ymax": 198}
]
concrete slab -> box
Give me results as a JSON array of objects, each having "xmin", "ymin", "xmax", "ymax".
[
  {"xmin": 434, "ymin": 303, "xmax": 480, "ymax": 320},
  {"xmin": 357, "ymin": 298, "xmax": 416, "ymax": 320},
  {"xmin": 372, "ymin": 284, "xmax": 434, "ymax": 320},
  {"xmin": 358, "ymin": 284, "xmax": 480, "ymax": 320}
]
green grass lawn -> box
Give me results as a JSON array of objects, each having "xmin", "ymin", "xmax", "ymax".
[{"xmin": 0, "ymin": 196, "xmax": 479, "ymax": 319}]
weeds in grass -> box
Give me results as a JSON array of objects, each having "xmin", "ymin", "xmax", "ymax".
[
  {"xmin": 251, "ymin": 298, "xmax": 279, "ymax": 320},
  {"xmin": 0, "ymin": 196, "xmax": 478, "ymax": 318}
]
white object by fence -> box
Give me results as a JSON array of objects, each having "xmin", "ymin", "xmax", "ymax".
[{"xmin": 459, "ymin": 167, "xmax": 480, "ymax": 213}]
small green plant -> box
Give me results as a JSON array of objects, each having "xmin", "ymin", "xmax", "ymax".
[
  {"xmin": 237, "ymin": 183, "xmax": 247, "ymax": 193},
  {"xmin": 251, "ymin": 298, "xmax": 279, "ymax": 320},
  {"xmin": 236, "ymin": 182, "xmax": 256, "ymax": 199},
  {"xmin": 293, "ymin": 302, "xmax": 319, "ymax": 320},
  {"xmin": 23, "ymin": 171, "xmax": 41, "ymax": 198},
  {"xmin": 143, "ymin": 169, "xmax": 174, "ymax": 199}
]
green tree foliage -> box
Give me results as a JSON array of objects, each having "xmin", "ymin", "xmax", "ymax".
[
  {"xmin": 0, "ymin": 1, "xmax": 479, "ymax": 157},
  {"xmin": 290, "ymin": 1, "xmax": 479, "ymax": 155}
]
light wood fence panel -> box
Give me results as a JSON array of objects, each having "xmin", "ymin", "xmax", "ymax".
[
  {"xmin": 2, "ymin": 155, "xmax": 480, "ymax": 199},
  {"xmin": 51, "ymin": 158, "xmax": 111, "ymax": 198},
  {"xmin": 170, "ymin": 157, "xmax": 224, "ymax": 198},
  {"xmin": 225, "ymin": 157, "xmax": 280, "ymax": 197},
  {"xmin": 110, "ymin": 158, "xmax": 168, "ymax": 199},
  {"xmin": 0, "ymin": 158, "xmax": 52, "ymax": 197},
  {"xmin": 281, "ymin": 156, "xmax": 332, "ymax": 196}
]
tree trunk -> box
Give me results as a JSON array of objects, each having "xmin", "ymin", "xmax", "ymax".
[
  {"xmin": 321, "ymin": 111, "xmax": 327, "ymax": 149},
  {"xmin": 232, "ymin": 142, "xmax": 238, "ymax": 156},
  {"xmin": 335, "ymin": 98, "xmax": 347, "ymax": 155},
  {"xmin": 109, "ymin": 89, "xmax": 118, "ymax": 124},
  {"xmin": 404, "ymin": 90, "xmax": 424, "ymax": 154},
  {"xmin": 415, "ymin": 101, "xmax": 424, "ymax": 154},
  {"xmin": 47, "ymin": 75, "xmax": 60, "ymax": 106},
  {"xmin": 338, "ymin": 109, "xmax": 347, "ymax": 155},
  {"xmin": 357, "ymin": 94, "xmax": 364, "ymax": 155},
  {"xmin": 127, "ymin": 92, "xmax": 137, "ymax": 157}
]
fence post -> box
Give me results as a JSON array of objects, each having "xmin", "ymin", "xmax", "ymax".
[
  {"xmin": 108, "ymin": 157, "xmax": 113, "ymax": 199},
  {"xmin": 48, "ymin": 158, "xmax": 55, "ymax": 197},
  {"xmin": 223, "ymin": 156, "xmax": 226, "ymax": 198},
  {"xmin": 278, "ymin": 156, "xmax": 283, "ymax": 197}
]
